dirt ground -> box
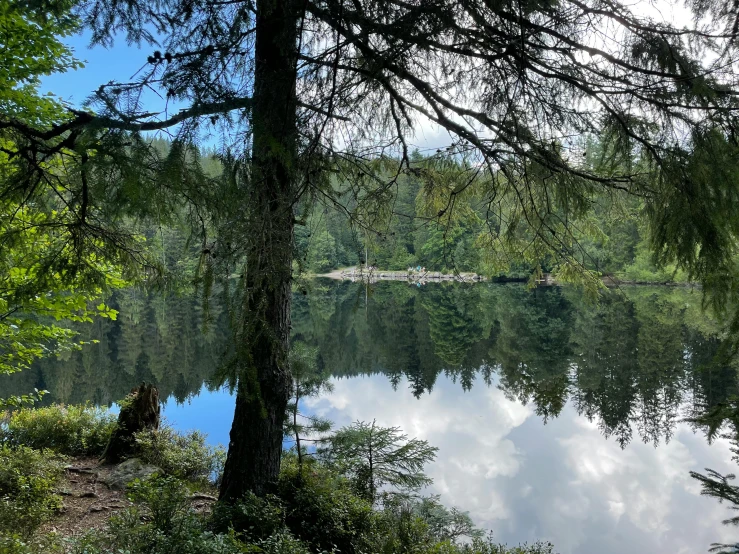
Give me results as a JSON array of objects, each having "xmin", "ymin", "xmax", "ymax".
[
  {"xmin": 39, "ymin": 458, "xmax": 217, "ymax": 541},
  {"xmin": 39, "ymin": 458, "xmax": 131, "ymax": 540}
]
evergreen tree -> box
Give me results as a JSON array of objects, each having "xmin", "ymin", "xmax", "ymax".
[
  {"xmin": 322, "ymin": 420, "xmax": 438, "ymax": 503},
  {"xmin": 691, "ymin": 467, "xmax": 739, "ymax": 553},
  {"xmin": 409, "ymin": 495, "xmax": 483, "ymax": 543}
]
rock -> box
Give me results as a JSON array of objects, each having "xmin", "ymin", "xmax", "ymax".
[
  {"xmin": 103, "ymin": 458, "xmax": 162, "ymax": 490},
  {"xmin": 79, "ymin": 491, "xmax": 99, "ymax": 498},
  {"xmin": 89, "ymin": 506, "xmax": 105, "ymax": 513},
  {"xmin": 65, "ymin": 466, "xmax": 96, "ymax": 475}
]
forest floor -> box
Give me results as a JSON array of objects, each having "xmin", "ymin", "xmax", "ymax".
[
  {"xmin": 41, "ymin": 458, "xmax": 130, "ymax": 539},
  {"xmin": 40, "ymin": 457, "xmax": 217, "ymax": 541}
]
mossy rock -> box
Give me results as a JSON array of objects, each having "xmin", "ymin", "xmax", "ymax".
[{"xmin": 103, "ymin": 458, "xmax": 162, "ymax": 490}]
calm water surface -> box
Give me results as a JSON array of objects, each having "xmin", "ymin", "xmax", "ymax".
[{"xmin": 2, "ymin": 281, "xmax": 737, "ymax": 553}]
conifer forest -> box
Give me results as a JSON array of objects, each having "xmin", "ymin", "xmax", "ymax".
[{"xmin": 6, "ymin": 0, "xmax": 739, "ymax": 552}]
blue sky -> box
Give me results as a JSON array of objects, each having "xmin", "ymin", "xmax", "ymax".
[
  {"xmin": 41, "ymin": 31, "xmax": 148, "ymax": 107},
  {"xmin": 41, "ymin": 27, "xmax": 450, "ymax": 151},
  {"xmin": 41, "ymin": 29, "xmax": 192, "ymax": 144}
]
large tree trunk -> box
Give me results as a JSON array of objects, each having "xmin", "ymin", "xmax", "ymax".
[{"xmin": 218, "ymin": 0, "xmax": 300, "ymax": 501}]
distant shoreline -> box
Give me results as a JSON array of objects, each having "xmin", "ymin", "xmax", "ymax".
[
  {"xmin": 317, "ymin": 267, "xmax": 487, "ymax": 283},
  {"xmin": 312, "ymin": 268, "xmax": 699, "ymax": 287}
]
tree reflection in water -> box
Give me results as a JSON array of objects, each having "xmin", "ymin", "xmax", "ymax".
[{"xmin": 2, "ymin": 282, "xmax": 736, "ymax": 450}]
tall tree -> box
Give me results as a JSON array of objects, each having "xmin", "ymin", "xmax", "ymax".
[{"xmin": 5, "ymin": 0, "xmax": 739, "ymax": 501}]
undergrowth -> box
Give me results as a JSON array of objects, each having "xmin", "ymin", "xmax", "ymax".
[
  {"xmin": 65, "ymin": 468, "xmax": 555, "ymax": 554},
  {"xmin": 0, "ymin": 445, "xmax": 65, "ymax": 539},
  {"xmin": 135, "ymin": 425, "xmax": 226, "ymax": 486},
  {"xmin": 1, "ymin": 404, "xmax": 116, "ymax": 456},
  {"xmin": 0, "ymin": 404, "xmax": 556, "ymax": 554}
]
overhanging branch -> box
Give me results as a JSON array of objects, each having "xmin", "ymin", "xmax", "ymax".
[{"xmin": 0, "ymin": 97, "xmax": 254, "ymax": 140}]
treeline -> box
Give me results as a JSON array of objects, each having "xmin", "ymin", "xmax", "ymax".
[
  {"xmin": 308, "ymin": 193, "xmax": 678, "ymax": 283},
  {"xmin": 0, "ymin": 287, "xmax": 231, "ymax": 407},
  {"xmin": 145, "ymin": 141, "xmax": 682, "ymax": 282}
]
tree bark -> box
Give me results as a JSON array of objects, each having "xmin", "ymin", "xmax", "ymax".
[{"xmin": 218, "ymin": 0, "xmax": 300, "ymax": 501}]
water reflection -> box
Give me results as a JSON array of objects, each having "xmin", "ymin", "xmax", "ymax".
[
  {"xmin": 305, "ymin": 373, "xmax": 736, "ymax": 554},
  {"xmin": 1, "ymin": 281, "xmax": 737, "ymax": 551},
  {"xmin": 294, "ymin": 282, "xmax": 737, "ymax": 447},
  {"xmin": 2, "ymin": 282, "xmax": 736, "ymax": 449},
  {"xmin": 0, "ymin": 288, "xmax": 231, "ymax": 406}
]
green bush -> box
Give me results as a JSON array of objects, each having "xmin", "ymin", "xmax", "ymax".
[
  {"xmin": 62, "ymin": 461, "xmax": 556, "ymax": 554},
  {"xmin": 1, "ymin": 404, "xmax": 116, "ymax": 456},
  {"xmin": 0, "ymin": 534, "xmax": 64, "ymax": 554},
  {"xmin": 368, "ymin": 518, "xmax": 556, "ymax": 554},
  {"xmin": 277, "ymin": 454, "xmax": 375, "ymax": 554},
  {"xmin": 68, "ymin": 475, "xmax": 233, "ymax": 554},
  {"xmin": 134, "ymin": 425, "xmax": 226, "ymax": 484},
  {"xmin": 256, "ymin": 531, "xmax": 313, "ymax": 554},
  {"xmin": 67, "ymin": 474, "xmax": 312, "ymax": 554},
  {"xmin": 0, "ymin": 445, "xmax": 66, "ymax": 538},
  {"xmin": 619, "ymin": 242, "xmax": 687, "ymax": 283},
  {"xmin": 371, "ymin": 508, "xmax": 434, "ymax": 554},
  {"xmin": 127, "ymin": 475, "xmax": 193, "ymax": 533},
  {"xmin": 210, "ymin": 491, "xmax": 285, "ymax": 541},
  {"xmin": 460, "ymin": 535, "xmax": 556, "ymax": 554}
]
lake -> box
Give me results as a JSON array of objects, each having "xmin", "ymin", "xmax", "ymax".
[{"xmin": 1, "ymin": 281, "xmax": 737, "ymax": 553}]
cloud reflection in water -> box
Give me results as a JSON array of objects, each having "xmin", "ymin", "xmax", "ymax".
[{"xmin": 300, "ymin": 374, "xmax": 737, "ymax": 554}]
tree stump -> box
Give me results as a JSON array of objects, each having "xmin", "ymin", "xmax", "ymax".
[{"xmin": 101, "ymin": 383, "xmax": 161, "ymax": 464}]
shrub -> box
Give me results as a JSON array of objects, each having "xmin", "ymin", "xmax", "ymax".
[
  {"xmin": 1, "ymin": 404, "xmax": 116, "ymax": 456},
  {"xmin": 63, "ymin": 459, "xmax": 556, "ymax": 554},
  {"xmin": 277, "ymin": 454, "xmax": 375, "ymax": 554},
  {"xmin": 134, "ymin": 425, "xmax": 226, "ymax": 484},
  {"xmin": 126, "ymin": 475, "xmax": 193, "ymax": 534},
  {"xmin": 210, "ymin": 491, "xmax": 285, "ymax": 541},
  {"xmin": 67, "ymin": 474, "xmax": 311, "ymax": 554},
  {"xmin": 460, "ymin": 535, "xmax": 556, "ymax": 554},
  {"xmin": 0, "ymin": 445, "xmax": 66, "ymax": 538},
  {"xmin": 68, "ymin": 475, "xmax": 233, "ymax": 554},
  {"xmin": 0, "ymin": 534, "xmax": 64, "ymax": 554},
  {"xmin": 69, "ymin": 514, "xmax": 247, "ymax": 554},
  {"xmin": 370, "ymin": 501, "xmax": 435, "ymax": 554},
  {"xmin": 256, "ymin": 531, "xmax": 313, "ymax": 554}
]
